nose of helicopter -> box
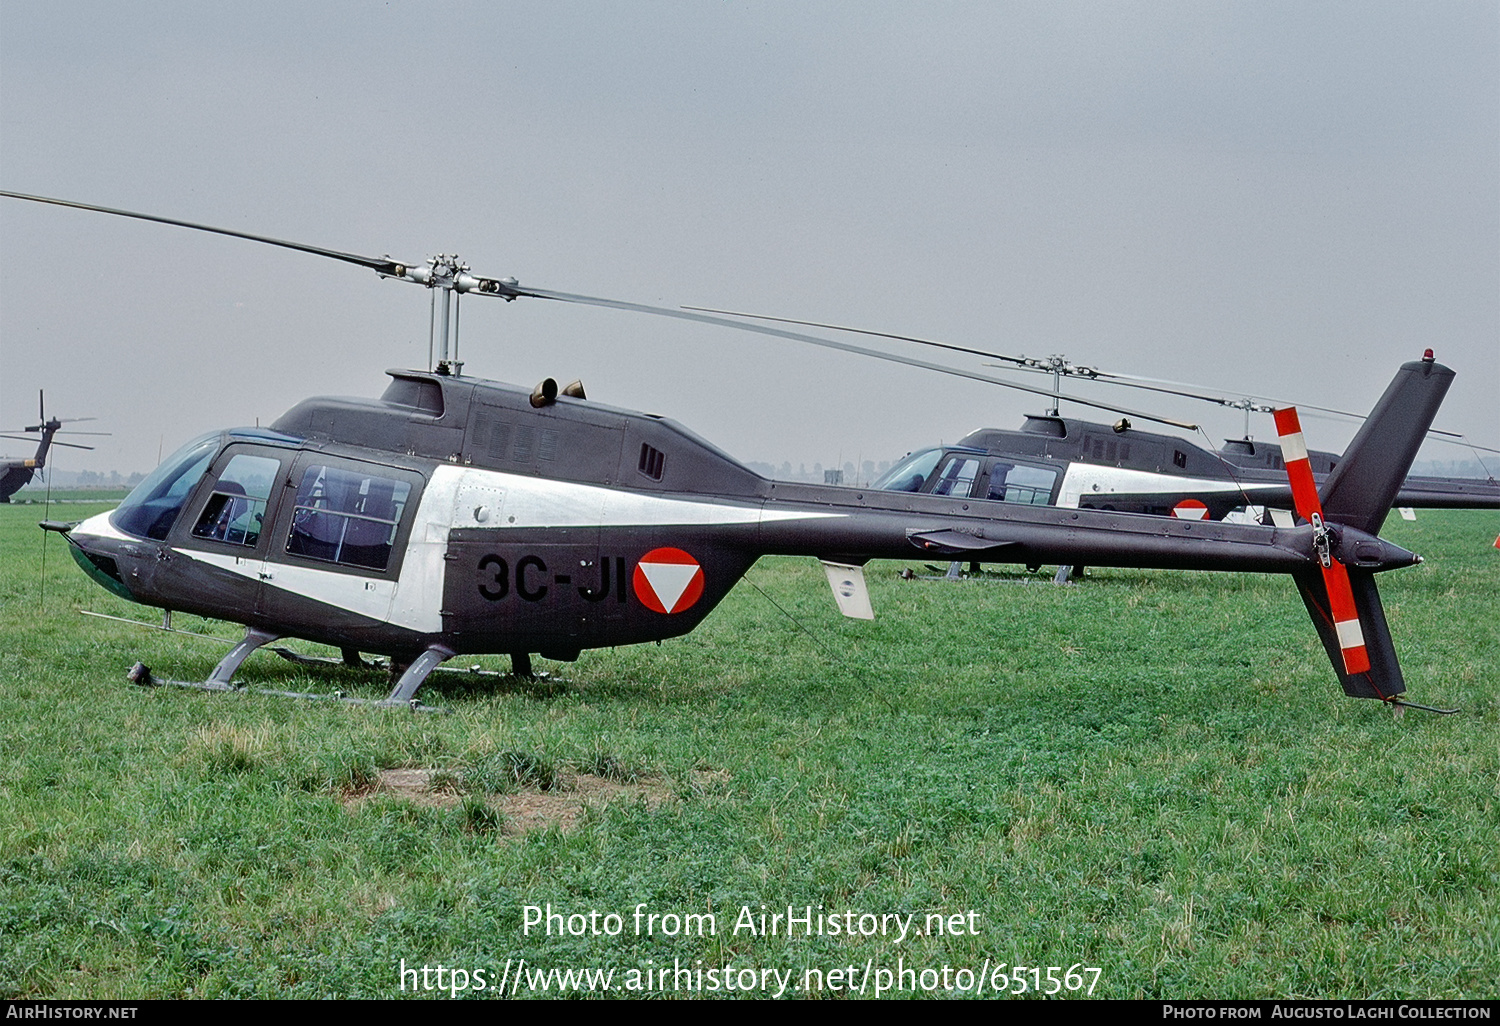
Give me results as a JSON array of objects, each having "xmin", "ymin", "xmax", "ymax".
[{"xmin": 43, "ymin": 510, "xmax": 140, "ymax": 602}]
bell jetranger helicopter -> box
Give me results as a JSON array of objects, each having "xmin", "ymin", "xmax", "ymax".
[
  {"xmin": 0, "ymin": 391, "xmax": 106, "ymax": 503},
  {"xmin": 1, "ymin": 190, "xmax": 1462, "ymax": 713},
  {"xmin": 689, "ymin": 308, "xmax": 1500, "ymax": 526}
]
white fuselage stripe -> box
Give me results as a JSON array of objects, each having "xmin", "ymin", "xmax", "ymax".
[
  {"xmin": 180, "ymin": 549, "xmax": 407, "ymax": 628},
  {"xmin": 1057, "ymin": 463, "xmax": 1281, "ymax": 509},
  {"xmin": 426, "ymin": 464, "xmax": 844, "ymax": 530}
]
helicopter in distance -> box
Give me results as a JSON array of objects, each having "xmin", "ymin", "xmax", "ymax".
[
  {"xmin": 0, "ymin": 391, "xmax": 105, "ymax": 502},
  {"xmin": 693, "ymin": 309, "xmax": 1500, "ymax": 526},
  {"xmin": 0, "ymin": 190, "xmax": 1459, "ymax": 713}
]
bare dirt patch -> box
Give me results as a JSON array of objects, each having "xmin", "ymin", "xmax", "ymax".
[{"xmin": 358, "ymin": 767, "xmax": 688, "ymax": 836}]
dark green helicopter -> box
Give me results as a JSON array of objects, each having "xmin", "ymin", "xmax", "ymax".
[
  {"xmin": 1, "ymin": 391, "xmax": 105, "ymax": 502},
  {"xmin": 3, "ymin": 191, "xmax": 1455, "ymax": 713}
]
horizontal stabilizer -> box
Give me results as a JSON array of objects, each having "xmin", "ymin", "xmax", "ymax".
[{"xmin": 1293, "ymin": 568, "xmax": 1405, "ymax": 699}]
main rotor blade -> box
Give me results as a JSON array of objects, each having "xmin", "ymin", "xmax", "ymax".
[
  {"xmin": 4, "ymin": 428, "xmax": 110, "ymax": 435},
  {"xmin": 682, "ymin": 306, "xmax": 1038, "ymax": 369},
  {"xmin": 0, "ymin": 191, "xmax": 408, "ymax": 277},
  {"xmin": 15, "ymin": 190, "xmax": 1482, "ymax": 452},
  {"xmin": 513, "ymin": 288, "xmax": 1200, "ymax": 430},
  {"xmin": 690, "ymin": 306, "xmax": 1496, "ymax": 452},
  {"xmin": 0, "ymin": 434, "xmax": 93, "ymax": 450},
  {"xmin": 1092, "ymin": 367, "xmax": 1497, "ymax": 451},
  {"xmin": 687, "ymin": 305, "xmax": 1277, "ymax": 409}
]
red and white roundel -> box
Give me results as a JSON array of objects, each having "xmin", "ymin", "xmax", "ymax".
[
  {"xmin": 1171, "ymin": 499, "xmax": 1210, "ymax": 520},
  {"xmin": 632, "ymin": 547, "xmax": 705, "ymax": 614}
]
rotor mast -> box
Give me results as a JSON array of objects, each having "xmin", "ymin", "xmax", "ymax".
[
  {"xmin": 403, "ymin": 255, "xmax": 519, "ymax": 376},
  {"xmin": 1016, "ymin": 353, "xmax": 1099, "ymax": 417}
]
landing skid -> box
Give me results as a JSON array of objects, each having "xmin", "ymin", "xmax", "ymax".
[
  {"xmin": 912, "ymin": 565, "xmax": 1079, "ymax": 585},
  {"xmin": 266, "ymin": 644, "xmax": 547, "ymax": 687},
  {"xmin": 89, "ymin": 610, "xmax": 552, "ymax": 704},
  {"xmin": 127, "ymin": 662, "xmax": 444, "ymax": 712},
  {"xmin": 80, "ymin": 609, "xmax": 236, "ymax": 644},
  {"xmin": 268, "ymin": 646, "xmax": 389, "ymax": 671},
  {"xmin": 85, "ymin": 609, "xmax": 543, "ymax": 681},
  {"xmin": 268, "ymin": 647, "xmax": 543, "ymax": 681},
  {"xmin": 127, "ymin": 626, "xmax": 455, "ymax": 711}
]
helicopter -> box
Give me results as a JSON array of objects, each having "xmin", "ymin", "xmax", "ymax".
[
  {"xmin": 0, "ymin": 391, "xmax": 103, "ymax": 503},
  {"xmin": 870, "ymin": 412, "xmax": 1499, "ymax": 527},
  {"xmin": 694, "ymin": 309, "xmax": 1500, "ymax": 525},
  {"xmin": 1, "ymin": 191, "xmax": 1458, "ymax": 712}
]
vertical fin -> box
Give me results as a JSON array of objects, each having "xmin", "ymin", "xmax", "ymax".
[{"xmin": 1319, "ymin": 355, "xmax": 1454, "ymax": 536}]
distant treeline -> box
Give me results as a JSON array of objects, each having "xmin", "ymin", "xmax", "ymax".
[{"xmin": 17, "ymin": 469, "xmax": 146, "ymax": 492}]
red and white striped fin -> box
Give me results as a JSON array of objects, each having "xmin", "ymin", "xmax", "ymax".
[{"xmin": 1274, "ymin": 406, "xmax": 1371, "ymax": 675}]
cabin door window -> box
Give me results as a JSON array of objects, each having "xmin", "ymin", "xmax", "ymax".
[
  {"xmin": 931, "ymin": 456, "xmax": 981, "ymax": 497},
  {"xmin": 285, "ymin": 465, "xmax": 413, "ymax": 572}
]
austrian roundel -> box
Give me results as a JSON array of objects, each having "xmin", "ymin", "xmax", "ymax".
[
  {"xmin": 1170, "ymin": 498, "xmax": 1210, "ymax": 521},
  {"xmin": 632, "ymin": 547, "xmax": 705, "ymax": 614}
]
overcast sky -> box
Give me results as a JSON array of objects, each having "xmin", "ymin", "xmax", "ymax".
[{"xmin": 2, "ymin": 2, "xmax": 1495, "ymax": 480}]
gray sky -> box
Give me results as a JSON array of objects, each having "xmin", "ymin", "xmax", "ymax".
[{"xmin": 2, "ymin": 1, "xmax": 1496, "ymax": 479}]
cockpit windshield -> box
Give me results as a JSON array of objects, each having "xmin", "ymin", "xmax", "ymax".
[
  {"xmin": 111, "ymin": 432, "xmax": 221, "ymax": 540},
  {"xmin": 872, "ymin": 448, "xmax": 944, "ymax": 492}
]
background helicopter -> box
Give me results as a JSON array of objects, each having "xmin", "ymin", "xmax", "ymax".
[
  {"xmin": 3, "ymin": 191, "xmax": 1458, "ymax": 714},
  {"xmin": 695, "ymin": 309, "xmax": 1500, "ymax": 524},
  {"xmin": 0, "ymin": 391, "xmax": 105, "ymax": 502}
]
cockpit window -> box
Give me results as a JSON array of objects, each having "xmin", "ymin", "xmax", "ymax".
[
  {"xmin": 192, "ymin": 454, "xmax": 281, "ymax": 547},
  {"xmin": 872, "ymin": 449, "xmax": 943, "ymax": 492},
  {"xmin": 111, "ymin": 433, "xmax": 220, "ymax": 540},
  {"xmin": 285, "ymin": 465, "xmax": 412, "ymax": 571}
]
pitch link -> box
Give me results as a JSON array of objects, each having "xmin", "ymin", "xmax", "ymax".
[{"xmin": 1309, "ymin": 512, "xmax": 1333, "ymax": 568}]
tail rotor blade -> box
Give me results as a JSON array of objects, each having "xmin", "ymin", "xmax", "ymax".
[{"xmin": 1275, "ymin": 406, "xmax": 1370, "ymax": 676}]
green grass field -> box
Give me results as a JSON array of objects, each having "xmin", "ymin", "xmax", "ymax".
[{"xmin": 1, "ymin": 502, "xmax": 1496, "ymax": 999}]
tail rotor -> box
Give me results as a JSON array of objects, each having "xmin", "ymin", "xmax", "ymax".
[{"xmin": 1274, "ymin": 355, "xmax": 1457, "ymax": 708}]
